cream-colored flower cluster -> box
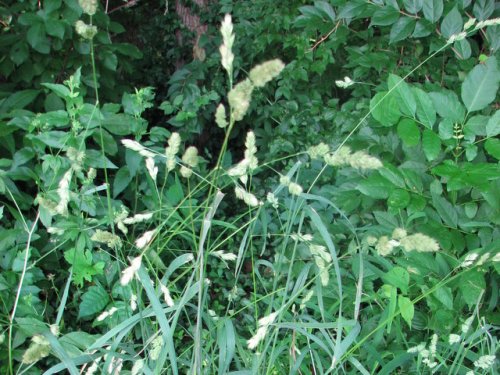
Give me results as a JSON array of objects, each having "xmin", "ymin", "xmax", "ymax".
[
  {"xmin": 75, "ymin": 20, "xmax": 97, "ymax": 40},
  {"xmin": 180, "ymin": 146, "xmax": 199, "ymax": 178},
  {"xmin": 228, "ymin": 131, "xmax": 258, "ymax": 184},
  {"xmin": 79, "ymin": 0, "xmax": 97, "ymax": 15},
  {"xmin": 292, "ymin": 232, "xmax": 331, "ymax": 285},
  {"xmin": 368, "ymin": 228, "xmax": 439, "ymax": 257},
  {"xmin": 247, "ymin": 311, "xmax": 278, "ymax": 350},
  {"xmin": 280, "ymin": 175, "xmax": 303, "ymax": 196},
  {"xmin": 91, "ymin": 229, "xmax": 122, "ymax": 249},
  {"xmin": 165, "ymin": 132, "xmax": 181, "ymax": 172},
  {"xmin": 335, "ymin": 76, "xmax": 354, "ymax": 89},
  {"xmin": 320, "ymin": 145, "xmax": 383, "ymax": 170},
  {"xmin": 22, "ymin": 335, "xmax": 51, "ymax": 364},
  {"xmin": 219, "ymin": 14, "xmax": 234, "ymax": 75},
  {"xmin": 234, "ymin": 186, "xmax": 261, "ymax": 207}
]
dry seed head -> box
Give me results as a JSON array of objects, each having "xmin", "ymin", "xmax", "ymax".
[
  {"xmin": 400, "ymin": 233, "xmax": 439, "ymax": 252},
  {"xmin": 215, "ymin": 104, "xmax": 228, "ymax": 128},
  {"xmin": 228, "ymin": 79, "xmax": 254, "ymax": 121},
  {"xmin": 288, "ymin": 182, "xmax": 303, "ymax": 196},
  {"xmin": 22, "ymin": 335, "xmax": 51, "ymax": 364},
  {"xmin": 474, "ymin": 355, "xmax": 496, "ymax": 369},
  {"xmin": 160, "ymin": 284, "xmax": 174, "ymax": 307},
  {"xmin": 135, "ymin": 230, "xmax": 155, "ymax": 249},
  {"xmin": 349, "ymin": 151, "xmax": 383, "ymax": 170},
  {"xmin": 145, "ymin": 157, "xmax": 158, "ymax": 182},
  {"xmin": 307, "ymin": 142, "xmax": 330, "ymax": 160},
  {"xmin": 120, "ymin": 256, "xmax": 142, "ymax": 286},
  {"xmin": 56, "ymin": 170, "xmax": 72, "ymax": 216},
  {"xmin": 392, "ymin": 228, "xmax": 407, "ymax": 240},
  {"xmin": 79, "ymin": 0, "xmax": 98, "ymax": 15},
  {"xmin": 324, "ymin": 146, "xmax": 352, "ymax": 166},
  {"xmin": 376, "ymin": 236, "xmax": 397, "ymax": 256},
  {"xmin": 75, "ymin": 20, "xmax": 97, "ymax": 40},
  {"xmin": 249, "ymin": 59, "xmax": 285, "ymax": 88},
  {"xmin": 91, "ymin": 229, "xmax": 122, "ymax": 249}
]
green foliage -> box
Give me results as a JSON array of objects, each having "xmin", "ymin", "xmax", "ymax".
[{"xmin": 0, "ymin": 0, "xmax": 499, "ymax": 374}]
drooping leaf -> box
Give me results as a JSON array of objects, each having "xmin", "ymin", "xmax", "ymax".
[
  {"xmin": 432, "ymin": 193, "xmax": 458, "ymax": 228},
  {"xmin": 370, "ymin": 6, "xmax": 400, "ymax": 26},
  {"xmin": 486, "ymin": 110, "xmax": 500, "ymax": 137},
  {"xmin": 422, "ymin": 129, "xmax": 441, "ymax": 161},
  {"xmin": 403, "ymin": 0, "xmax": 423, "ymax": 14},
  {"xmin": 453, "ymin": 38, "xmax": 471, "ymax": 60},
  {"xmin": 440, "ymin": 7, "xmax": 463, "ymax": 39},
  {"xmin": 383, "ymin": 267, "xmax": 410, "ymax": 294},
  {"xmin": 64, "ymin": 248, "xmax": 105, "ymax": 287},
  {"xmin": 459, "ymin": 270, "xmax": 486, "ymax": 307},
  {"xmin": 398, "ymin": 296, "xmax": 414, "ymax": 327},
  {"xmin": 79, "ymin": 285, "xmax": 110, "ymax": 318},
  {"xmin": 370, "ymin": 91, "xmax": 401, "ymax": 126},
  {"xmin": 461, "ymin": 57, "xmax": 499, "ymax": 113},
  {"xmin": 485, "ymin": 138, "xmax": 500, "ymax": 160},
  {"xmin": 413, "ymin": 87, "xmax": 436, "ymax": 129},
  {"xmin": 388, "ymin": 74, "xmax": 417, "ymax": 117},
  {"xmin": 429, "ymin": 90, "xmax": 465, "ymax": 122},
  {"xmin": 113, "ymin": 166, "xmax": 133, "ymax": 198},
  {"xmin": 389, "ymin": 17, "xmax": 416, "ymax": 44},
  {"xmin": 472, "ymin": 0, "xmax": 494, "ymax": 20},
  {"xmin": 423, "ymin": 0, "xmax": 443, "ymax": 22}
]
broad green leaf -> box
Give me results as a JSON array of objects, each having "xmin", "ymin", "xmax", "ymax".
[
  {"xmin": 383, "ymin": 267, "xmax": 409, "ymax": 294},
  {"xmin": 45, "ymin": 19, "xmax": 65, "ymax": 39},
  {"xmin": 430, "ymin": 310, "xmax": 455, "ymax": 333},
  {"xmin": 461, "ymin": 57, "xmax": 499, "ymax": 112},
  {"xmin": 370, "ymin": 6, "xmax": 400, "ymax": 26},
  {"xmin": 64, "ymin": 248, "xmax": 105, "ymax": 287},
  {"xmin": 314, "ymin": 1, "xmax": 336, "ymax": 21},
  {"xmin": 486, "ymin": 110, "xmax": 499, "ymax": 137},
  {"xmin": 27, "ymin": 22, "xmax": 50, "ymax": 54},
  {"xmin": 42, "ymin": 83, "xmax": 71, "ymax": 99},
  {"xmin": 433, "ymin": 286, "xmax": 454, "ymax": 309},
  {"xmin": 388, "ymin": 189, "xmax": 411, "ymax": 209},
  {"xmin": 357, "ymin": 174, "xmax": 394, "ymax": 199},
  {"xmin": 389, "ymin": 17, "xmax": 416, "ymax": 44},
  {"xmin": 454, "ymin": 38, "xmax": 471, "ymax": 60},
  {"xmin": 423, "ymin": 0, "xmax": 443, "ymax": 22},
  {"xmin": 388, "ymin": 74, "xmax": 417, "ymax": 117},
  {"xmin": 413, "ymin": 87, "xmax": 436, "ymax": 129},
  {"xmin": 464, "ymin": 115, "xmax": 489, "ymax": 138},
  {"xmin": 338, "ymin": 0, "xmax": 367, "ymax": 19},
  {"xmin": 422, "ymin": 129, "xmax": 441, "ymax": 161},
  {"xmin": 432, "ymin": 193, "xmax": 458, "ymax": 228},
  {"xmin": 412, "ymin": 20, "xmax": 434, "ymax": 37},
  {"xmin": 429, "ymin": 90, "xmax": 465, "ymax": 122},
  {"xmin": 486, "ymin": 25, "xmax": 500, "ymax": 52},
  {"xmin": 85, "ymin": 150, "xmax": 118, "ymax": 169},
  {"xmin": 374, "ymin": 211, "xmax": 400, "ymax": 228},
  {"xmin": 485, "ymin": 138, "xmax": 500, "ymax": 159},
  {"xmin": 440, "ymin": 7, "xmax": 463, "ymax": 39},
  {"xmin": 459, "ymin": 270, "xmax": 486, "ymax": 307},
  {"xmin": 102, "ymin": 114, "xmax": 134, "ymax": 135},
  {"xmin": 403, "ymin": 0, "xmax": 423, "ymax": 14},
  {"xmin": 398, "ymin": 296, "xmax": 414, "ymax": 327},
  {"xmin": 398, "ymin": 119, "xmax": 420, "ymax": 146},
  {"xmin": 10, "ymin": 42, "xmax": 29, "ymax": 65},
  {"xmin": 473, "ymin": 0, "xmax": 494, "ymax": 20},
  {"xmin": 113, "ymin": 166, "xmax": 133, "ymax": 198},
  {"xmin": 0, "ymin": 90, "xmax": 40, "ymax": 113},
  {"xmin": 44, "ymin": 0, "xmax": 62, "ymax": 13},
  {"xmin": 379, "ymin": 165, "xmax": 406, "ymax": 188},
  {"xmin": 370, "ymin": 91, "xmax": 401, "ymax": 126},
  {"xmin": 438, "ymin": 118, "xmax": 454, "ymax": 140},
  {"xmin": 78, "ymin": 285, "xmax": 109, "ymax": 318}
]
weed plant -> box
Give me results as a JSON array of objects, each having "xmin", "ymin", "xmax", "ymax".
[{"xmin": 0, "ymin": 1, "xmax": 499, "ymax": 374}]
